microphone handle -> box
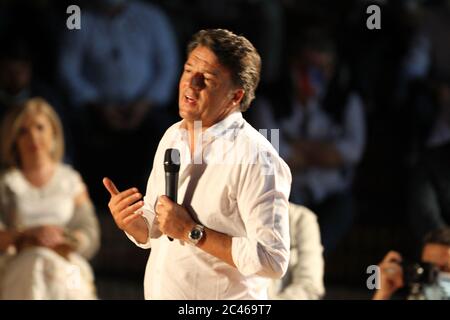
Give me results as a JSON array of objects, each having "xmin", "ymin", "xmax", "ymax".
[
  {"xmin": 165, "ymin": 172, "xmax": 179, "ymax": 241},
  {"xmin": 165, "ymin": 172, "xmax": 178, "ymax": 204}
]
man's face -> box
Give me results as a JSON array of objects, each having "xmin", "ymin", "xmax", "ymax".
[
  {"xmin": 292, "ymin": 49, "xmax": 334, "ymax": 102},
  {"xmin": 422, "ymin": 243, "xmax": 450, "ymax": 272},
  {"xmin": 178, "ymin": 46, "xmax": 243, "ymax": 128}
]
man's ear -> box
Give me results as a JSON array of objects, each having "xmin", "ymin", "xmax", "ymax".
[{"xmin": 231, "ymin": 89, "xmax": 245, "ymax": 107}]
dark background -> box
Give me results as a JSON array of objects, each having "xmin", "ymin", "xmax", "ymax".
[{"xmin": 1, "ymin": 0, "xmax": 449, "ymax": 299}]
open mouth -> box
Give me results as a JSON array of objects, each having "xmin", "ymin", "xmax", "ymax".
[
  {"xmin": 185, "ymin": 94, "xmax": 196, "ymax": 103},
  {"xmin": 184, "ymin": 94, "xmax": 198, "ymax": 106}
]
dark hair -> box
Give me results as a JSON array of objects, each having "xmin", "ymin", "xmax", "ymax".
[
  {"xmin": 289, "ymin": 28, "xmax": 336, "ymax": 62},
  {"xmin": 187, "ymin": 29, "xmax": 261, "ymax": 112},
  {"xmin": 423, "ymin": 228, "xmax": 450, "ymax": 248},
  {"xmin": 0, "ymin": 36, "xmax": 32, "ymax": 62},
  {"xmin": 284, "ymin": 28, "xmax": 352, "ymax": 124}
]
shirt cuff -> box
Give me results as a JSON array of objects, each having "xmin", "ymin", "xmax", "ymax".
[{"xmin": 124, "ymin": 215, "xmax": 152, "ymax": 249}]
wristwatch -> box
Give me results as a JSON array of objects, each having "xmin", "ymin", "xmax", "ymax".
[{"xmin": 187, "ymin": 224, "xmax": 205, "ymax": 245}]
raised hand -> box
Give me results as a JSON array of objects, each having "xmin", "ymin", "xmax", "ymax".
[
  {"xmin": 103, "ymin": 177, "xmax": 149, "ymax": 244},
  {"xmin": 373, "ymin": 251, "xmax": 404, "ymax": 300}
]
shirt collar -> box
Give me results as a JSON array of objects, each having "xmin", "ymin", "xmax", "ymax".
[
  {"xmin": 177, "ymin": 111, "xmax": 244, "ymax": 142},
  {"xmin": 203, "ymin": 111, "xmax": 244, "ymax": 142}
]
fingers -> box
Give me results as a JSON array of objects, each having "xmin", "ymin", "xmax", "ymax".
[
  {"xmin": 379, "ymin": 251, "xmax": 403, "ymax": 281},
  {"xmin": 36, "ymin": 226, "xmax": 66, "ymax": 248},
  {"xmin": 384, "ymin": 263, "xmax": 404, "ymax": 287},
  {"xmin": 108, "ymin": 189, "xmax": 144, "ymax": 230},
  {"xmin": 155, "ymin": 196, "xmax": 171, "ymax": 216},
  {"xmin": 117, "ymin": 200, "xmax": 145, "ymax": 221},
  {"xmin": 381, "ymin": 260, "xmax": 402, "ymax": 274},
  {"xmin": 122, "ymin": 210, "xmax": 144, "ymax": 225},
  {"xmin": 158, "ymin": 195, "xmax": 174, "ymax": 208},
  {"xmin": 113, "ymin": 189, "xmax": 141, "ymax": 209},
  {"xmin": 103, "ymin": 177, "xmax": 120, "ymax": 196}
]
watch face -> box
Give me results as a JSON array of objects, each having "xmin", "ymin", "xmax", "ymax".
[{"xmin": 191, "ymin": 228, "xmax": 202, "ymax": 240}]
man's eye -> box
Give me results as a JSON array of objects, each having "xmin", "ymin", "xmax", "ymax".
[{"xmin": 204, "ymin": 78, "xmax": 214, "ymax": 86}]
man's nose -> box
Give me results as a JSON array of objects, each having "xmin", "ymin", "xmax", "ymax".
[{"xmin": 189, "ymin": 73, "xmax": 205, "ymax": 90}]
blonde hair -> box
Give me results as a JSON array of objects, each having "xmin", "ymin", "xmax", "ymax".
[{"xmin": 1, "ymin": 97, "xmax": 65, "ymax": 168}]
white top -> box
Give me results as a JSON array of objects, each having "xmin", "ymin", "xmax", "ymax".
[
  {"xmin": 268, "ymin": 203, "xmax": 325, "ymax": 300},
  {"xmin": 127, "ymin": 111, "xmax": 292, "ymax": 299},
  {"xmin": 0, "ymin": 164, "xmax": 84, "ymax": 230}
]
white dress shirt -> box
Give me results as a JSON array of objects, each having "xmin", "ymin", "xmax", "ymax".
[{"xmin": 127, "ymin": 111, "xmax": 292, "ymax": 299}]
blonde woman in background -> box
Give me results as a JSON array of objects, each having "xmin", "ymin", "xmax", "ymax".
[{"xmin": 0, "ymin": 97, "xmax": 99, "ymax": 299}]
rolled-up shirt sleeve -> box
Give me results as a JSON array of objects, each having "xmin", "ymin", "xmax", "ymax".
[
  {"xmin": 124, "ymin": 167, "xmax": 162, "ymax": 248},
  {"xmin": 232, "ymin": 151, "xmax": 292, "ymax": 279},
  {"xmin": 125, "ymin": 211, "xmax": 154, "ymax": 249}
]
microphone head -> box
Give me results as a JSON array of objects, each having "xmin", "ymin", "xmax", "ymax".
[{"xmin": 164, "ymin": 148, "xmax": 180, "ymax": 173}]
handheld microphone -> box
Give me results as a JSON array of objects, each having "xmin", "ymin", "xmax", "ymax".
[{"xmin": 164, "ymin": 148, "xmax": 180, "ymax": 241}]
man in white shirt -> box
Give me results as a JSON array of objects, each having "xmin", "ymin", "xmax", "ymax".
[{"xmin": 103, "ymin": 29, "xmax": 292, "ymax": 299}]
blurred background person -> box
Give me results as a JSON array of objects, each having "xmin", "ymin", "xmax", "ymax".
[
  {"xmin": 373, "ymin": 227, "xmax": 450, "ymax": 300},
  {"xmin": 251, "ymin": 29, "xmax": 366, "ymax": 256},
  {"xmin": 404, "ymin": 0, "xmax": 450, "ymax": 247},
  {"xmin": 0, "ymin": 34, "xmax": 72, "ymax": 164},
  {"xmin": 268, "ymin": 203, "xmax": 325, "ymax": 300},
  {"xmin": 58, "ymin": 0, "xmax": 180, "ymax": 206},
  {"xmin": 408, "ymin": 140, "xmax": 450, "ymax": 244},
  {"xmin": 0, "ymin": 97, "xmax": 99, "ymax": 299}
]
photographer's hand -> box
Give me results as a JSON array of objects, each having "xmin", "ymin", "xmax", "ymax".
[{"xmin": 373, "ymin": 251, "xmax": 404, "ymax": 300}]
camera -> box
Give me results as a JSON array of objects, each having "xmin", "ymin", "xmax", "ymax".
[
  {"xmin": 401, "ymin": 261, "xmax": 448, "ymax": 300},
  {"xmin": 402, "ymin": 261, "xmax": 439, "ymax": 287}
]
